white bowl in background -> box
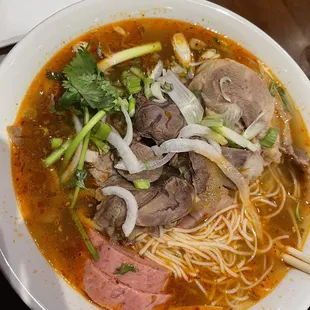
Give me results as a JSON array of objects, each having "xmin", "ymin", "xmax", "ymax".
[{"xmin": 1, "ymin": 0, "xmax": 310, "ymax": 309}]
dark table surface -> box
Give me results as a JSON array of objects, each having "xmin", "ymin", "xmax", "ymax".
[{"xmin": 1, "ymin": 0, "xmax": 310, "ymax": 309}]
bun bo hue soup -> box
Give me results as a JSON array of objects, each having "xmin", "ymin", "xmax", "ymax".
[{"xmin": 8, "ymin": 18, "xmax": 310, "ymax": 309}]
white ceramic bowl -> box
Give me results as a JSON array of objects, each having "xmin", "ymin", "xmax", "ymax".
[{"xmin": 1, "ymin": 0, "xmax": 310, "ymax": 309}]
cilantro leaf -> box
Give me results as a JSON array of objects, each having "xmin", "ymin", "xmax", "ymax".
[
  {"xmin": 75, "ymin": 169, "xmax": 88, "ymax": 189},
  {"xmin": 59, "ymin": 45, "xmax": 119, "ymax": 110},
  {"xmin": 114, "ymin": 263, "xmax": 137, "ymax": 275}
]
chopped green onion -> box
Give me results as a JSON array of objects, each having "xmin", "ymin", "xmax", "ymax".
[
  {"xmin": 209, "ymin": 130, "xmax": 228, "ymax": 146},
  {"xmin": 69, "ymin": 107, "xmax": 99, "ymax": 261},
  {"xmin": 51, "ymin": 137, "xmax": 63, "ymax": 150},
  {"xmin": 200, "ymin": 115, "xmax": 224, "ymax": 127},
  {"xmin": 260, "ymin": 128, "xmax": 279, "ymax": 148},
  {"xmin": 133, "ymin": 179, "xmax": 151, "ymax": 189},
  {"xmin": 162, "ymin": 82, "xmax": 174, "ymax": 92},
  {"xmin": 98, "ymin": 41, "xmax": 162, "ymax": 71},
  {"xmin": 62, "ymin": 110, "xmax": 106, "ymax": 168},
  {"xmin": 43, "ymin": 139, "xmax": 71, "ymax": 167},
  {"xmin": 295, "ymin": 200, "xmax": 303, "ymax": 222},
  {"xmin": 130, "ymin": 67, "xmax": 146, "ymax": 80},
  {"xmin": 128, "ymin": 96, "xmax": 136, "ymax": 117},
  {"xmin": 92, "ymin": 122, "xmax": 112, "ymax": 141},
  {"xmin": 213, "ymin": 126, "xmax": 260, "ymax": 152},
  {"xmin": 269, "ymin": 79, "xmax": 276, "ymax": 97},
  {"xmin": 126, "ymin": 75, "xmax": 142, "ymax": 94},
  {"xmin": 90, "ymin": 137, "xmax": 110, "ymax": 155},
  {"xmin": 114, "ymin": 263, "xmax": 137, "ymax": 275},
  {"xmin": 277, "ymin": 87, "xmax": 291, "ymax": 111},
  {"xmin": 144, "ymin": 78, "xmax": 153, "ymax": 99},
  {"xmin": 144, "ymin": 161, "xmax": 151, "ymax": 169}
]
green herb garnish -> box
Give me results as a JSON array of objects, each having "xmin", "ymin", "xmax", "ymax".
[
  {"xmin": 115, "ymin": 263, "xmax": 137, "ymax": 275},
  {"xmin": 277, "ymin": 87, "xmax": 290, "ymax": 111},
  {"xmin": 133, "ymin": 179, "xmax": 151, "ymax": 189},
  {"xmin": 60, "ymin": 45, "xmax": 118, "ymax": 110},
  {"xmin": 75, "ymin": 169, "xmax": 88, "ymax": 189},
  {"xmin": 260, "ymin": 128, "xmax": 279, "ymax": 148},
  {"xmin": 269, "ymin": 80, "xmax": 277, "ymax": 97}
]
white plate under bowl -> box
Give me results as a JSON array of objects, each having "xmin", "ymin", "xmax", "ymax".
[{"xmin": 0, "ymin": 0, "xmax": 310, "ymax": 309}]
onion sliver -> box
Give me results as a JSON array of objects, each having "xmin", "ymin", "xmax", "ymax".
[
  {"xmin": 164, "ymin": 70, "xmax": 204, "ymax": 124},
  {"xmin": 101, "ymin": 186, "xmax": 138, "ymax": 237},
  {"xmin": 158, "ymin": 138, "xmax": 263, "ymax": 239},
  {"xmin": 150, "ymin": 60, "xmax": 163, "ymax": 80},
  {"xmin": 60, "ymin": 115, "xmax": 83, "ymax": 183},
  {"xmin": 121, "ymin": 104, "xmax": 133, "ymax": 145},
  {"xmin": 107, "ymin": 131, "xmax": 141, "ymax": 174},
  {"xmin": 243, "ymin": 111, "xmax": 266, "ymax": 140},
  {"xmin": 115, "ymin": 152, "xmax": 175, "ymax": 171}
]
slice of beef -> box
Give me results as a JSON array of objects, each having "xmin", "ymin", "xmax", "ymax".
[
  {"xmin": 89, "ymin": 229, "xmax": 170, "ymax": 294},
  {"xmin": 117, "ymin": 142, "xmax": 163, "ymax": 183},
  {"xmin": 94, "ymin": 177, "xmax": 193, "ymax": 238},
  {"xmin": 135, "ymin": 97, "xmax": 184, "ymax": 144},
  {"xmin": 84, "ymin": 260, "xmax": 171, "ymax": 310},
  {"xmin": 88, "ymin": 153, "xmax": 115, "ymax": 186},
  {"xmin": 136, "ymin": 177, "xmax": 193, "ymax": 227},
  {"xmin": 178, "ymin": 153, "xmax": 232, "ymax": 229},
  {"xmin": 189, "ymin": 59, "xmax": 275, "ymax": 130},
  {"xmin": 7, "ymin": 126, "xmax": 24, "ymax": 147},
  {"xmin": 221, "ymin": 147, "xmax": 264, "ymax": 183}
]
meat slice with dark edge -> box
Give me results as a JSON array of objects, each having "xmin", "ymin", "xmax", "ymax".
[
  {"xmin": 89, "ymin": 229, "xmax": 170, "ymax": 294},
  {"xmin": 135, "ymin": 97, "xmax": 184, "ymax": 144},
  {"xmin": 189, "ymin": 59, "xmax": 275, "ymax": 130},
  {"xmin": 84, "ymin": 260, "xmax": 171, "ymax": 310},
  {"xmin": 178, "ymin": 153, "xmax": 232, "ymax": 229}
]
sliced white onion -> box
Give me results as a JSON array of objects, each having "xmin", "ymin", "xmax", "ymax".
[
  {"xmin": 158, "ymin": 138, "xmax": 262, "ymax": 239},
  {"xmin": 215, "ymin": 126, "xmax": 260, "ymax": 152},
  {"xmin": 219, "ymin": 76, "xmax": 232, "ymax": 102},
  {"xmin": 189, "ymin": 38, "xmax": 207, "ymax": 51},
  {"xmin": 121, "ymin": 104, "xmax": 133, "ymax": 145},
  {"xmin": 101, "ymin": 186, "xmax": 138, "ymax": 237},
  {"xmin": 171, "ymin": 63, "xmax": 187, "ymax": 75},
  {"xmin": 151, "ymin": 82, "xmax": 166, "ymax": 103},
  {"xmin": 60, "ymin": 115, "xmax": 83, "ymax": 183},
  {"xmin": 85, "ymin": 150, "xmax": 99, "ymax": 163},
  {"xmin": 113, "ymin": 26, "xmax": 127, "ymax": 36},
  {"xmin": 222, "ymin": 103, "xmax": 243, "ymax": 129},
  {"xmin": 150, "ymin": 60, "xmax": 163, "ymax": 81},
  {"xmin": 172, "ymin": 33, "xmax": 191, "ymax": 68},
  {"xmin": 200, "ymin": 48, "xmax": 220, "ymax": 60},
  {"xmin": 107, "ymin": 131, "xmax": 141, "ymax": 174},
  {"xmin": 243, "ymin": 111, "xmax": 266, "ymax": 140},
  {"xmin": 164, "ymin": 70, "xmax": 204, "ymax": 124},
  {"xmin": 115, "ymin": 152, "xmax": 175, "ymax": 171}
]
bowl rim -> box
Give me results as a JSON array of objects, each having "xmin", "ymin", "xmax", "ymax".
[{"xmin": 1, "ymin": 0, "xmax": 310, "ymax": 310}]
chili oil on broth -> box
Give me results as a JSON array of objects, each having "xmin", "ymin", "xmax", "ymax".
[{"xmin": 9, "ymin": 18, "xmax": 310, "ymax": 308}]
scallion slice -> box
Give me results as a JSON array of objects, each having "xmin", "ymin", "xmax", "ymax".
[
  {"xmin": 133, "ymin": 179, "xmax": 151, "ymax": 189},
  {"xmin": 260, "ymin": 128, "xmax": 279, "ymax": 148}
]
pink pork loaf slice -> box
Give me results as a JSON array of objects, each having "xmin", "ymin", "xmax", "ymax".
[
  {"xmin": 84, "ymin": 260, "xmax": 171, "ymax": 310},
  {"xmin": 89, "ymin": 229, "xmax": 170, "ymax": 294}
]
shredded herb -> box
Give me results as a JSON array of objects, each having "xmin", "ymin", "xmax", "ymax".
[
  {"xmin": 260, "ymin": 128, "xmax": 279, "ymax": 148},
  {"xmin": 46, "ymin": 70, "xmax": 64, "ymax": 81},
  {"xmin": 296, "ymin": 200, "xmax": 303, "ymax": 222},
  {"xmin": 277, "ymin": 87, "xmax": 290, "ymax": 111},
  {"xmin": 75, "ymin": 169, "xmax": 88, "ymax": 189},
  {"xmin": 213, "ymin": 37, "xmax": 220, "ymax": 45},
  {"xmin": 269, "ymin": 80, "xmax": 277, "ymax": 97},
  {"xmin": 115, "ymin": 263, "xmax": 137, "ymax": 275},
  {"xmin": 43, "ymin": 139, "xmax": 72, "ymax": 168}
]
